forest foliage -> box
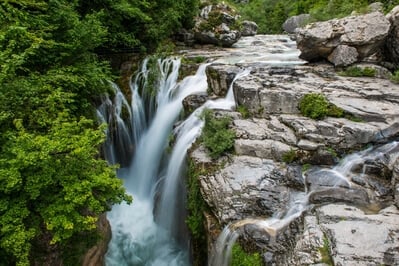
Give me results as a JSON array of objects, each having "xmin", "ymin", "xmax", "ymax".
[
  {"xmin": 229, "ymin": 0, "xmax": 399, "ymax": 33},
  {"xmin": 0, "ymin": 0, "xmax": 198, "ymax": 265}
]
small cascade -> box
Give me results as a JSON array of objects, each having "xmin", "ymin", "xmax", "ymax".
[{"xmin": 210, "ymin": 141, "xmax": 399, "ymax": 265}]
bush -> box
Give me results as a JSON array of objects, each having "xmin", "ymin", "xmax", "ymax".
[
  {"xmin": 391, "ymin": 70, "xmax": 399, "ymax": 83},
  {"xmin": 299, "ymin": 93, "xmax": 330, "ymax": 120},
  {"xmin": 201, "ymin": 109, "xmax": 235, "ymax": 159},
  {"xmin": 338, "ymin": 66, "xmax": 376, "ymax": 77},
  {"xmin": 299, "ymin": 93, "xmax": 344, "ymax": 120},
  {"xmin": 231, "ymin": 243, "xmax": 263, "ymax": 266}
]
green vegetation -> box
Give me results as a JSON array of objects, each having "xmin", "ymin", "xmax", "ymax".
[
  {"xmin": 338, "ymin": 66, "xmax": 376, "ymax": 77},
  {"xmin": 231, "ymin": 243, "xmax": 263, "ymax": 266},
  {"xmin": 319, "ymin": 236, "xmax": 334, "ymax": 265},
  {"xmin": 282, "ymin": 148, "xmax": 298, "ymax": 163},
  {"xmin": 237, "ymin": 105, "xmax": 251, "ymax": 118},
  {"xmin": 299, "ymin": 93, "xmax": 344, "ymax": 120},
  {"xmin": 77, "ymin": 0, "xmax": 200, "ymax": 52},
  {"xmin": 227, "ymin": 0, "xmax": 399, "ymax": 34},
  {"xmin": 0, "ymin": 0, "xmax": 202, "ymax": 264},
  {"xmin": 186, "ymin": 160, "xmax": 209, "ymax": 266},
  {"xmin": 201, "ymin": 109, "xmax": 236, "ymax": 159},
  {"xmin": 391, "ymin": 70, "xmax": 399, "ymax": 83}
]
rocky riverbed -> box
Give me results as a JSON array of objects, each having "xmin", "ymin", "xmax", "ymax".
[{"xmin": 182, "ymin": 32, "xmax": 399, "ymax": 265}]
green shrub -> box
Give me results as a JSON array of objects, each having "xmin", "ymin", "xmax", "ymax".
[
  {"xmin": 391, "ymin": 70, "xmax": 399, "ymax": 83},
  {"xmin": 201, "ymin": 109, "xmax": 235, "ymax": 159},
  {"xmin": 299, "ymin": 93, "xmax": 344, "ymax": 120},
  {"xmin": 282, "ymin": 148, "xmax": 298, "ymax": 163},
  {"xmin": 299, "ymin": 93, "xmax": 330, "ymax": 120},
  {"xmin": 186, "ymin": 160, "xmax": 208, "ymax": 266},
  {"xmin": 338, "ymin": 66, "xmax": 376, "ymax": 77},
  {"xmin": 231, "ymin": 243, "xmax": 263, "ymax": 266},
  {"xmin": 237, "ymin": 105, "xmax": 250, "ymax": 118}
]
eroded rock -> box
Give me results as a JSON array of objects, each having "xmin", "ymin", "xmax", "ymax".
[{"xmin": 296, "ymin": 12, "xmax": 391, "ymax": 65}]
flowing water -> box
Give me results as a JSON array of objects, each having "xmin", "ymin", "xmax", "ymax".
[
  {"xmin": 98, "ymin": 47, "xmax": 255, "ymax": 265},
  {"xmin": 98, "ymin": 35, "xmax": 373, "ymax": 265},
  {"xmin": 97, "ymin": 35, "xmax": 302, "ymax": 265},
  {"xmin": 209, "ymin": 141, "xmax": 399, "ymax": 266}
]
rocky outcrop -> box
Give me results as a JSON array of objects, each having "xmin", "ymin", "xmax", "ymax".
[
  {"xmin": 193, "ymin": 4, "xmax": 241, "ymax": 47},
  {"xmin": 292, "ymin": 204, "xmax": 399, "ymax": 265},
  {"xmin": 182, "ymin": 34, "xmax": 399, "ymax": 265},
  {"xmin": 296, "ymin": 11, "xmax": 391, "ymax": 66},
  {"xmin": 283, "ymin": 14, "xmax": 311, "ymax": 34},
  {"xmin": 241, "ymin": 20, "xmax": 258, "ymax": 36},
  {"xmin": 82, "ymin": 214, "xmax": 112, "ymax": 266},
  {"xmin": 385, "ymin": 5, "xmax": 399, "ymax": 68}
]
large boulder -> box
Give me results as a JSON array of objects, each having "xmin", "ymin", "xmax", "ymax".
[
  {"xmin": 385, "ymin": 5, "xmax": 399, "ymax": 68},
  {"xmin": 283, "ymin": 14, "xmax": 311, "ymax": 34},
  {"xmin": 193, "ymin": 4, "xmax": 241, "ymax": 47},
  {"xmin": 241, "ymin": 20, "xmax": 258, "ymax": 36},
  {"xmin": 296, "ymin": 12, "xmax": 391, "ymax": 65}
]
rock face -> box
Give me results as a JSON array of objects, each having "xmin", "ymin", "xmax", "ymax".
[
  {"xmin": 283, "ymin": 14, "xmax": 311, "ymax": 34},
  {"xmin": 193, "ymin": 4, "xmax": 241, "ymax": 47},
  {"xmin": 296, "ymin": 11, "xmax": 391, "ymax": 65},
  {"xmin": 181, "ymin": 34, "xmax": 399, "ymax": 265},
  {"xmin": 82, "ymin": 214, "xmax": 112, "ymax": 266},
  {"xmin": 385, "ymin": 5, "xmax": 399, "ymax": 68}
]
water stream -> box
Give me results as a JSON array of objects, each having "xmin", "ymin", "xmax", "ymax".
[
  {"xmin": 209, "ymin": 141, "xmax": 399, "ymax": 266},
  {"xmin": 95, "ymin": 35, "xmax": 395, "ymax": 265}
]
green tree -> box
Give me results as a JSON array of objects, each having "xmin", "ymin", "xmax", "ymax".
[
  {"xmin": 77, "ymin": 0, "xmax": 199, "ymax": 52},
  {"xmin": 0, "ymin": 1, "xmax": 131, "ymax": 265}
]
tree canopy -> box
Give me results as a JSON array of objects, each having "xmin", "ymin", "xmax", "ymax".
[{"xmin": 230, "ymin": 0, "xmax": 399, "ymax": 33}]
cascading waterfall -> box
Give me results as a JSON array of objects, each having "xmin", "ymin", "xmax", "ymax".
[
  {"xmin": 210, "ymin": 141, "xmax": 399, "ymax": 266},
  {"xmin": 99, "ymin": 54, "xmax": 250, "ymax": 265}
]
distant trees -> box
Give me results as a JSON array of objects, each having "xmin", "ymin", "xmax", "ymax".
[
  {"xmin": 77, "ymin": 0, "xmax": 200, "ymax": 52},
  {"xmin": 232, "ymin": 0, "xmax": 399, "ymax": 34}
]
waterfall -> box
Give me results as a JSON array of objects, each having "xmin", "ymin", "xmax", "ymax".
[
  {"xmin": 210, "ymin": 141, "xmax": 399, "ymax": 265},
  {"xmin": 99, "ymin": 54, "xmax": 251, "ymax": 265}
]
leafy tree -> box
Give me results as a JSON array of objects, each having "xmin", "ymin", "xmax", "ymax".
[
  {"xmin": 77, "ymin": 0, "xmax": 200, "ymax": 52},
  {"xmin": 0, "ymin": 1, "xmax": 131, "ymax": 265}
]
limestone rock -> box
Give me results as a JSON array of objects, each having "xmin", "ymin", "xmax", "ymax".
[
  {"xmin": 327, "ymin": 44, "xmax": 358, "ymax": 66},
  {"xmin": 296, "ymin": 12, "xmax": 391, "ymax": 64},
  {"xmin": 182, "ymin": 92, "xmax": 208, "ymax": 115},
  {"xmin": 283, "ymin": 14, "xmax": 311, "ymax": 34},
  {"xmin": 241, "ymin": 20, "xmax": 258, "ymax": 36},
  {"xmin": 195, "ymin": 153, "xmax": 289, "ymax": 222},
  {"xmin": 317, "ymin": 204, "xmax": 399, "ymax": 266},
  {"xmin": 206, "ymin": 64, "xmax": 240, "ymax": 97}
]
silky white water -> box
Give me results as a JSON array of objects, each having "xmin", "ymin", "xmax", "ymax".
[{"xmin": 210, "ymin": 141, "xmax": 399, "ymax": 265}]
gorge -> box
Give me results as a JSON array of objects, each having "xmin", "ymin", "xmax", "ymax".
[{"xmin": 99, "ymin": 30, "xmax": 399, "ymax": 265}]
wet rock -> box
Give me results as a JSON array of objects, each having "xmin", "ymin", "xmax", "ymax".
[
  {"xmin": 385, "ymin": 5, "xmax": 399, "ymax": 68},
  {"xmin": 309, "ymin": 187, "xmax": 370, "ymax": 206},
  {"xmin": 206, "ymin": 64, "xmax": 240, "ymax": 97},
  {"xmin": 283, "ymin": 14, "xmax": 312, "ymax": 34},
  {"xmin": 285, "ymin": 165, "xmax": 306, "ymax": 190},
  {"xmin": 296, "ymin": 12, "xmax": 390, "ymax": 64},
  {"xmin": 290, "ymin": 215, "xmax": 325, "ymax": 265},
  {"xmin": 182, "ymin": 92, "xmax": 208, "ymax": 115},
  {"xmin": 241, "ymin": 20, "xmax": 258, "ymax": 36}
]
